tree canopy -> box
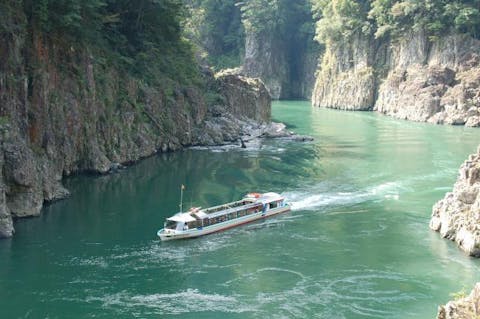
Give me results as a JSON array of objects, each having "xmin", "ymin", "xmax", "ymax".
[
  {"xmin": 19, "ymin": 0, "xmax": 198, "ymax": 84},
  {"xmin": 312, "ymin": 0, "xmax": 480, "ymax": 42}
]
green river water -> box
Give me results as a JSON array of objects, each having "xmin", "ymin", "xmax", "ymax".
[{"xmin": 1, "ymin": 101, "xmax": 480, "ymax": 318}]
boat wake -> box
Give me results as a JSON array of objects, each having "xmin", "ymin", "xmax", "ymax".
[{"xmin": 283, "ymin": 181, "xmax": 403, "ymax": 211}]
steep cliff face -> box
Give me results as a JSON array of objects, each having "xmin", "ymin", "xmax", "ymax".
[
  {"xmin": 376, "ymin": 33, "xmax": 480, "ymax": 126},
  {"xmin": 238, "ymin": 0, "xmax": 319, "ymax": 100},
  {"xmin": 312, "ymin": 32, "xmax": 480, "ymax": 126},
  {"xmin": 436, "ymin": 283, "xmax": 480, "ymax": 319},
  {"xmin": 430, "ymin": 147, "xmax": 480, "ymax": 256},
  {"xmin": 0, "ymin": 19, "xmax": 271, "ymax": 238},
  {"xmin": 312, "ymin": 33, "xmax": 378, "ymax": 110},
  {"xmin": 242, "ymin": 30, "xmax": 320, "ymax": 100},
  {"xmin": 241, "ymin": 32, "xmax": 286, "ymax": 100}
]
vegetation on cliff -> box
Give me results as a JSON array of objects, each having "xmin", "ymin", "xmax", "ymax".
[
  {"xmin": 312, "ymin": 0, "xmax": 480, "ymax": 42},
  {"xmin": 13, "ymin": 0, "xmax": 199, "ymax": 85},
  {"xmin": 183, "ymin": 0, "xmax": 244, "ymax": 70}
]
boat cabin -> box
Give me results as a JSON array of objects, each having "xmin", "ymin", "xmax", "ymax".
[{"xmin": 163, "ymin": 193, "xmax": 286, "ymax": 231}]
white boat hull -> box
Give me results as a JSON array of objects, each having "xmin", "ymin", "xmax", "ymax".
[{"xmin": 157, "ymin": 205, "xmax": 291, "ymax": 241}]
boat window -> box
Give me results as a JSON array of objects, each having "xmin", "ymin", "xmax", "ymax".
[
  {"xmin": 270, "ymin": 201, "xmax": 278, "ymax": 209},
  {"xmin": 165, "ymin": 220, "xmax": 177, "ymax": 230},
  {"xmin": 186, "ymin": 221, "xmax": 200, "ymax": 229}
]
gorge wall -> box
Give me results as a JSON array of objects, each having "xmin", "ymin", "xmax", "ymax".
[
  {"xmin": 185, "ymin": 0, "xmax": 320, "ymax": 100},
  {"xmin": 431, "ymin": 148, "xmax": 480, "ymax": 317},
  {"xmin": 0, "ymin": 3, "xmax": 271, "ymax": 238},
  {"xmin": 312, "ymin": 31, "xmax": 480, "ymax": 126},
  {"xmin": 430, "ymin": 146, "xmax": 480, "ymax": 256},
  {"xmin": 241, "ymin": 23, "xmax": 319, "ymax": 100}
]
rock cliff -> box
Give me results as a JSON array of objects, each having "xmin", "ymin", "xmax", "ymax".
[
  {"xmin": 0, "ymin": 34, "xmax": 271, "ymax": 238},
  {"xmin": 312, "ymin": 33, "xmax": 378, "ymax": 110},
  {"xmin": 241, "ymin": 30, "xmax": 319, "ymax": 100},
  {"xmin": 436, "ymin": 283, "xmax": 480, "ymax": 319},
  {"xmin": 242, "ymin": 32, "xmax": 286, "ymax": 100},
  {"xmin": 430, "ymin": 147, "xmax": 480, "ymax": 256},
  {"xmin": 312, "ymin": 32, "xmax": 480, "ymax": 126}
]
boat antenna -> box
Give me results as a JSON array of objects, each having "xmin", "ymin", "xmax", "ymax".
[{"xmin": 179, "ymin": 184, "xmax": 185, "ymax": 213}]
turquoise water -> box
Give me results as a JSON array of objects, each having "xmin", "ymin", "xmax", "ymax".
[{"xmin": 1, "ymin": 101, "xmax": 479, "ymax": 318}]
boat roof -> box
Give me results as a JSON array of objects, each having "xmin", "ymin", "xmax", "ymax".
[
  {"xmin": 167, "ymin": 213, "xmax": 196, "ymax": 223},
  {"xmin": 194, "ymin": 211, "xmax": 208, "ymax": 219},
  {"xmin": 257, "ymin": 192, "xmax": 284, "ymax": 204},
  {"xmin": 165, "ymin": 192, "xmax": 285, "ymax": 222},
  {"xmin": 206, "ymin": 202, "xmax": 263, "ymax": 219}
]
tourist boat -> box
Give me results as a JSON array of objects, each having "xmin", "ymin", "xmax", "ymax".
[{"xmin": 157, "ymin": 192, "xmax": 290, "ymax": 241}]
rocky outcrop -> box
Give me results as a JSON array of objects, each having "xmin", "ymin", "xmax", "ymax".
[
  {"xmin": 436, "ymin": 283, "xmax": 480, "ymax": 319},
  {"xmin": 191, "ymin": 71, "xmax": 271, "ymax": 146},
  {"xmin": 430, "ymin": 146, "xmax": 480, "ymax": 256},
  {"xmin": 376, "ymin": 33, "xmax": 480, "ymax": 125},
  {"xmin": 313, "ymin": 32, "xmax": 480, "ymax": 126},
  {"xmin": 214, "ymin": 70, "xmax": 270, "ymax": 122},
  {"xmin": 0, "ymin": 28, "xmax": 271, "ymax": 238}
]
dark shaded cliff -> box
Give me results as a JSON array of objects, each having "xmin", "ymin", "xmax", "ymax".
[
  {"xmin": 184, "ymin": 0, "xmax": 320, "ymax": 100},
  {"xmin": 0, "ymin": 2, "xmax": 271, "ymax": 237}
]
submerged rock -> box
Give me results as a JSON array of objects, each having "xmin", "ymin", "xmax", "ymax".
[
  {"xmin": 436, "ymin": 283, "xmax": 480, "ymax": 319},
  {"xmin": 261, "ymin": 122, "xmax": 292, "ymax": 138},
  {"xmin": 430, "ymin": 146, "xmax": 480, "ymax": 256}
]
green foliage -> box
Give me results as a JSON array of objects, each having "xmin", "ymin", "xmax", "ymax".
[
  {"xmin": 450, "ymin": 287, "xmax": 467, "ymax": 300},
  {"xmin": 184, "ymin": 0, "xmax": 245, "ymax": 70},
  {"xmin": 313, "ymin": 0, "xmax": 372, "ymax": 43},
  {"xmin": 240, "ymin": 0, "xmax": 282, "ymax": 34},
  {"xmin": 312, "ymin": 0, "xmax": 480, "ymax": 42},
  {"xmin": 19, "ymin": 0, "xmax": 200, "ymax": 86}
]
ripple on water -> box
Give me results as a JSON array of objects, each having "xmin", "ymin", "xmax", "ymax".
[
  {"xmin": 87, "ymin": 289, "xmax": 256, "ymax": 315},
  {"xmin": 249, "ymin": 268, "xmax": 429, "ymax": 318}
]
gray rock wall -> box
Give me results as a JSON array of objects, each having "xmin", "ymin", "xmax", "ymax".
[
  {"xmin": 312, "ymin": 33, "xmax": 378, "ymax": 110},
  {"xmin": 312, "ymin": 32, "xmax": 480, "ymax": 126},
  {"xmin": 242, "ymin": 32, "xmax": 287, "ymax": 100},
  {"xmin": 241, "ymin": 30, "xmax": 319, "ymax": 100},
  {"xmin": 430, "ymin": 147, "xmax": 480, "ymax": 256}
]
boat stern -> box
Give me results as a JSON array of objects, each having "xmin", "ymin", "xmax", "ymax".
[{"xmin": 157, "ymin": 228, "xmax": 178, "ymax": 241}]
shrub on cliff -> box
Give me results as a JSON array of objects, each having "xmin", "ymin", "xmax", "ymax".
[{"xmin": 19, "ymin": 0, "xmax": 200, "ymax": 86}]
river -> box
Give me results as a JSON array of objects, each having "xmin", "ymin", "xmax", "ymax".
[{"xmin": 1, "ymin": 101, "xmax": 479, "ymax": 318}]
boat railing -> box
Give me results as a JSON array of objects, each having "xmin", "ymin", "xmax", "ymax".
[{"xmin": 202, "ymin": 199, "xmax": 249, "ymax": 214}]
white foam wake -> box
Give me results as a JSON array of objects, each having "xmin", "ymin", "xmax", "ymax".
[{"xmin": 283, "ymin": 182, "xmax": 403, "ymax": 211}]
